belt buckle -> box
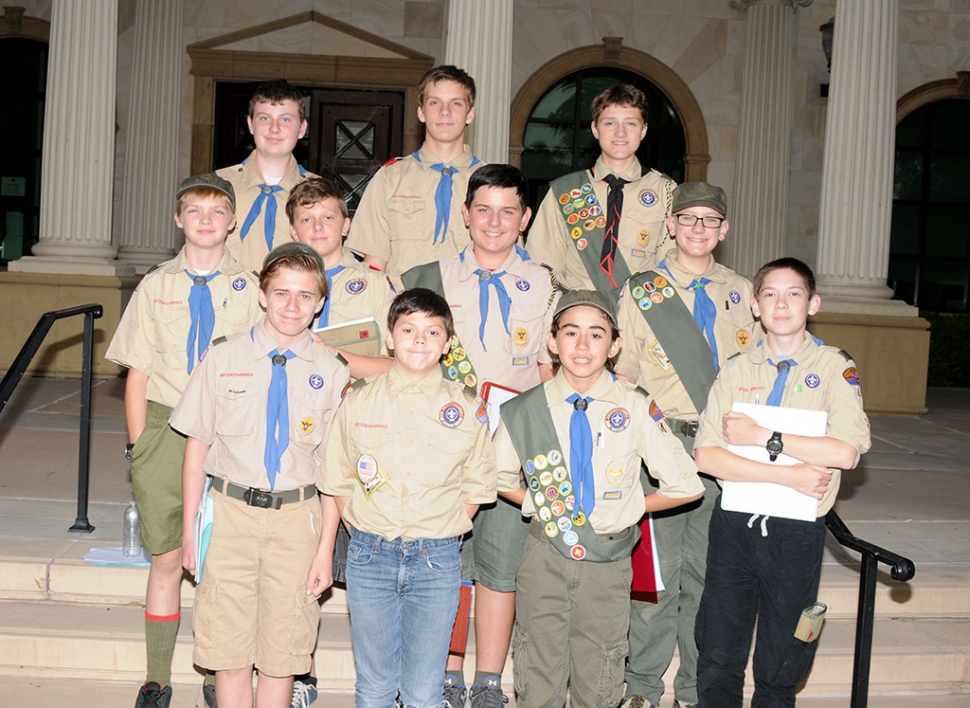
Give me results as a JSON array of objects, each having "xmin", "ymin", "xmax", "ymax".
[
  {"xmin": 680, "ymin": 421, "xmax": 699, "ymax": 437},
  {"xmin": 244, "ymin": 488, "xmax": 274, "ymax": 509}
]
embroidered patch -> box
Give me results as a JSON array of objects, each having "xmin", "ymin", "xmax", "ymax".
[
  {"xmin": 632, "ymin": 285, "xmax": 646, "ymax": 300},
  {"xmin": 548, "ymin": 449, "xmax": 563, "ymax": 465},
  {"xmin": 475, "ymin": 400, "xmax": 489, "ymax": 424},
  {"xmin": 464, "ymin": 373, "xmax": 477, "ymax": 388},
  {"xmin": 585, "ymin": 194, "xmax": 596, "ymax": 205},
  {"xmin": 553, "ymin": 466, "xmax": 567, "ymax": 482},
  {"xmin": 579, "ymin": 208, "xmax": 589, "ymax": 219},
  {"xmin": 649, "ymin": 399, "xmax": 665, "ymax": 422},
  {"xmin": 729, "ymin": 290, "xmax": 742, "ymax": 305},
  {"xmin": 559, "ymin": 193, "xmax": 570, "ymax": 205},
  {"xmin": 516, "ymin": 279, "xmax": 530, "ymax": 292},
  {"xmin": 440, "ymin": 403, "xmax": 464, "ymax": 427},
  {"xmin": 551, "ymin": 500, "xmax": 565, "ymax": 516},
  {"xmin": 565, "ymin": 495, "xmax": 575, "ymax": 512},
  {"xmin": 563, "ymin": 530, "xmax": 579, "ymax": 546},
  {"xmin": 546, "ymin": 486, "xmax": 560, "ymax": 500},
  {"xmin": 299, "ymin": 416, "xmax": 316, "ymax": 436},
  {"xmin": 539, "ymin": 506, "xmax": 552, "ymax": 522},
  {"xmin": 534, "ymin": 454, "xmax": 548, "ymax": 470},
  {"xmin": 581, "ymin": 183, "xmax": 592, "ymax": 194},
  {"xmin": 515, "ymin": 327, "xmax": 529, "ymax": 347},
  {"xmin": 559, "ymin": 481, "xmax": 572, "ymax": 497},
  {"xmin": 606, "ymin": 407, "xmax": 631, "ymax": 432},
  {"xmin": 355, "ymin": 453, "xmax": 386, "ymax": 498},
  {"xmin": 529, "ymin": 476, "xmax": 540, "ymax": 490},
  {"xmin": 458, "ymin": 360, "xmax": 472, "ymax": 374},
  {"xmin": 534, "ymin": 491, "xmax": 546, "ymax": 507},
  {"xmin": 606, "ymin": 462, "xmax": 624, "ymax": 484},
  {"xmin": 639, "ymin": 189, "xmax": 658, "ymax": 207},
  {"xmin": 843, "ymin": 367, "xmax": 860, "ymax": 386},
  {"xmin": 630, "ymin": 248, "xmax": 646, "ymax": 258},
  {"xmin": 545, "ymin": 521, "xmax": 559, "ymax": 538},
  {"xmin": 583, "ymin": 219, "xmax": 596, "ymax": 231},
  {"xmin": 346, "ymin": 278, "xmax": 366, "ymax": 294},
  {"xmin": 557, "ymin": 516, "xmax": 572, "ymax": 532},
  {"xmin": 736, "ymin": 330, "xmax": 750, "ymax": 349},
  {"xmin": 562, "ymin": 203, "xmax": 574, "ymax": 215},
  {"xmin": 638, "ymin": 297, "xmax": 653, "ymax": 311},
  {"xmin": 650, "ymin": 291, "xmax": 664, "ymax": 304},
  {"xmin": 662, "ymin": 286, "xmax": 675, "ymax": 298},
  {"xmin": 567, "ymin": 213, "xmax": 580, "ymax": 225},
  {"xmin": 512, "ymin": 356, "xmax": 529, "ymax": 366},
  {"xmin": 340, "ymin": 381, "xmax": 352, "ymax": 399},
  {"xmin": 805, "ymin": 373, "xmax": 821, "ymax": 389},
  {"xmin": 649, "ymin": 340, "xmax": 672, "ymax": 371},
  {"xmin": 644, "ymin": 282, "xmax": 656, "ymax": 293},
  {"xmin": 539, "ymin": 470, "xmax": 553, "ymax": 487},
  {"xmin": 603, "ymin": 490, "xmax": 622, "ymax": 500},
  {"xmin": 595, "ymin": 216, "xmax": 606, "ymax": 228},
  {"xmin": 589, "ymin": 205, "xmax": 602, "ymax": 216},
  {"xmin": 309, "ymin": 374, "xmax": 324, "ymax": 390},
  {"xmin": 572, "ymin": 510, "xmax": 587, "ymax": 526},
  {"xmin": 654, "ymin": 276, "xmax": 668, "ymax": 288},
  {"xmin": 638, "ymin": 230, "xmax": 650, "ymax": 246},
  {"xmin": 571, "ymin": 227, "xmax": 583, "ymax": 240},
  {"xmin": 570, "ymin": 188, "xmax": 582, "ymax": 199},
  {"xmin": 232, "ymin": 277, "xmax": 247, "ymax": 291},
  {"xmin": 576, "ymin": 238, "xmax": 588, "ymax": 251}
]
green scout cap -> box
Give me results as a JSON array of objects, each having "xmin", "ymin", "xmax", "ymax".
[
  {"xmin": 176, "ymin": 172, "xmax": 236, "ymax": 212},
  {"xmin": 553, "ymin": 289, "xmax": 617, "ymax": 327},
  {"xmin": 262, "ymin": 241, "xmax": 324, "ymax": 272},
  {"xmin": 672, "ymin": 182, "xmax": 727, "ymax": 216}
]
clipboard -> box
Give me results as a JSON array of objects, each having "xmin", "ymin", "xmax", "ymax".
[
  {"xmin": 722, "ymin": 402, "xmax": 827, "ymax": 522},
  {"xmin": 479, "ymin": 381, "xmax": 520, "ymax": 435},
  {"xmin": 313, "ymin": 316, "xmax": 381, "ymax": 357}
]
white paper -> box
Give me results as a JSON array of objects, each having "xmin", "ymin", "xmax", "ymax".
[
  {"xmin": 83, "ymin": 546, "xmax": 151, "ymax": 566},
  {"xmin": 194, "ymin": 476, "xmax": 214, "ymax": 582},
  {"xmin": 722, "ymin": 402, "xmax": 827, "ymax": 522},
  {"xmin": 481, "ymin": 382, "xmax": 520, "ymax": 436}
]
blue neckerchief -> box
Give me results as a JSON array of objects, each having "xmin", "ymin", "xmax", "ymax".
[
  {"xmin": 412, "ymin": 151, "xmax": 481, "ymax": 244},
  {"xmin": 460, "ymin": 248, "xmax": 511, "ymax": 349},
  {"xmin": 185, "ymin": 270, "xmax": 220, "ymax": 374},
  {"xmin": 659, "ymin": 259, "xmax": 719, "ymax": 369},
  {"xmin": 766, "ymin": 358, "xmax": 797, "ymax": 406},
  {"xmin": 316, "ymin": 264, "xmax": 347, "ymax": 329},
  {"xmin": 566, "ymin": 393, "xmax": 595, "ymax": 517},
  {"xmin": 236, "ymin": 159, "xmax": 308, "ymax": 251},
  {"xmin": 264, "ymin": 349, "xmax": 296, "ymax": 490}
]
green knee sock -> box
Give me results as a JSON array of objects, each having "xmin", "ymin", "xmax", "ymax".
[
  {"xmin": 145, "ymin": 610, "xmax": 180, "ymax": 687},
  {"xmin": 473, "ymin": 671, "xmax": 502, "ymax": 688},
  {"xmin": 204, "ymin": 671, "xmax": 216, "ymax": 688}
]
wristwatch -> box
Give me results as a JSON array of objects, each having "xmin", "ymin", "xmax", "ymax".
[
  {"xmin": 766, "ymin": 431, "xmax": 783, "ymax": 462},
  {"xmin": 124, "ymin": 442, "xmax": 135, "ymax": 461}
]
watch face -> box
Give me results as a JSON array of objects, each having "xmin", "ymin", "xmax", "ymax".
[{"xmin": 766, "ymin": 434, "xmax": 783, "ymax": 455}]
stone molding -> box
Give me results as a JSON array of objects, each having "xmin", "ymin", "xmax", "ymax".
[
  {"xmin": 896, "ymin": 71, "xmax": 970, "ymax": 124},
  {"xmin": 0, "ymin": 5, "xmax": 49, "ymax": 42}
]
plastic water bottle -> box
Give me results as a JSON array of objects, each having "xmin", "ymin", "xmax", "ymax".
[{"xmin": 123, "ymin": 501, "xmax": 142, "ymax": 557}]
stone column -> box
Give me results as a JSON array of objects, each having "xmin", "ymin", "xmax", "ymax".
[
  {"xmin": 728, "ymin": 0, "xmax": 811, "ymax": 278},
  {"xmin": 116, "ymin": 0, "xmax": 183, "ymax": 274},
  {"xmin": 443, "ymin": 0, "xmax": 513, "ymax": 164},
  {"xmin": 9, "ymin": 0, "xmax": 133, "ymax": 277},
  {"xmin": 815, "ymin": 0, "xmax": 914, "ymax": 315}
]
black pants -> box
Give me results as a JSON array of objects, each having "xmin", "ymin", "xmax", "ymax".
[{"xmin": 695, "ymin": 500, "xmax": 827, "ymax": 708}]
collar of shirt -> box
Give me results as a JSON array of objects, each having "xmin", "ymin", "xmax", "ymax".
[
  {"xmin": 161, "ymin": 247, "xmax": 244, "ymax": 277},
  {"xmin": 339, "ymin": 250, "xmax": 364, "ymax": 270},
  {"xmin": 238, "ymin": 149, "xmax": 303, "ymax": 190},
  {"xmin": 385, "ymin": 361, "xmax": 449, "ymax": 403},
  {"xmin": 591, "ymin": 154, "xmax": 642, "ymax": 183},
  {"xmin": 661, "ymin": 248, "xmax": 724, "ymax": 285},
  {"xmin": 416, "ymin": 143, "xmax": 476, "ymax": 171},
  {"xmin": 456, "ymin": 244, "xmax": 529, "ymax": 282},
  {"xmin": 546, "ymin": 369, "xmax": 626, "ymax": 408},
  {"xmin": 249, "ymin": 316, "xmax": 317, "ymax": 362},
  {"xmin": 749, "ymin": 330, "xmax": 819, "ymax": 365}
]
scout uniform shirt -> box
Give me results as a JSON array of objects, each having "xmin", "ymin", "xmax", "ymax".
[
  {"xmin": 320, "ymin": 363, "xmax": 497, "ymax": 541},
  {"xmin": 615, "ymin": 250, "xmax": 757, "ymax": 422},
  {"xmin": 170, "ymin": 319, "xmax": 350, "ymax": 491},
  {"xmin": 695, "ymin": 331, "xmax": 872, "ymax": 516},
  {"xmin": 528, "ymin": 156, "xmax": 675, "ymax": 295},
  {"xmin": 218, "ymin": 150, "xmax": 317, "ymax": 273},
  {"xmin": 322, "ymin": 250, "xmax": 395, "ymax": 355},
  {"xmin": 346, "ymin": 144, "xmax": 485, "ymax": 289},
  {"xmin": 105, "ymin": 249, "xmax": 262, "ymax": 408},
  {"xmin": 493, "ymin": 370, "xmax": 702, "ymax": 535},
  {"xmin": 439, "ymin": 245, "xmax": 559, "ymax": 393}
]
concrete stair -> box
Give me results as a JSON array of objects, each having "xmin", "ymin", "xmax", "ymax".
[{"xmin": 1, "ymin": 531, "xmax": 969, "ymax": 707}]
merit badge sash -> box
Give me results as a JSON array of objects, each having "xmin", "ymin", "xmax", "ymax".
[
  {"xmin": 401, "ymin": 262, "xmax": 479, "ymax": 395},
  {"xmin": 627, "ymin": 271, "xmax": 717, "ymax": 413},
  {"xmin": 550, "ymin": 171, "xmax": 632, "ymax": 305},
  {"xmin": 501, "ymin": 386, "xmax": 640, "ymax": 563}
]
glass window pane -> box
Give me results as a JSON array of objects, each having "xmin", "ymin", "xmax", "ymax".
[
  {"xmin": 579, "ymin": 76, "xmax": 624, "ymax": 121},
  {"xmin": 931, "ymin": 100, "xmax": 970, "ymax": 150},
  {"xmin": 531, "ymin": 82, "xmax": 577, "ymax": 121},
  {"xmin": 928, "ymin": 153, "xmax": 970, "ymax": 204},
  {"xmin": 895, "ymin": 109, "xmax": 925, "ymax": 148},
  {"xmin": 893, "ymin": 150, "xmax": 922, "ymax": 200},
  {"xmin": 335, "ymin": 121, "xmax": 374, "ymax": 160},
  {"xmin": 890, "ymin": 204, "xmax": 920, "ymax": 255},
  {"xmin": 522, "ymin": 123, "xmax": 575, "ymax": 177},
  {"xmin": 888, "ymin": 257, "xmax": 917, "ymax": 305},
  {"xmin": 919, "ymin": 260, "xmax": 968, "ymax": 311},
  {"xmin": 925, "ymin": 207, "xmax": 970, "ymax": 257}
]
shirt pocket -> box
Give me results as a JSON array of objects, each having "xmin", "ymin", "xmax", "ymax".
[
  {"xmin": 290, "ymin": 387, "xmax": 337, "ymax": 447},
  {"xmin": 502, "ymin": 302, "xmax": 549, "ymax": 358},
  {"xmin": 349, "ymin": 427, "xmax": 399, "ymax": 475},
  {"xmin": 591, "ymin": 424, "xmax": 639, "ymax": 494},
  {"xmin": 214, "ymin": 385, "xmax": 260, "ymax": 437},
  {"xmin": 387, "ymin": 199, "xmax": 427, "ymax": 241}
]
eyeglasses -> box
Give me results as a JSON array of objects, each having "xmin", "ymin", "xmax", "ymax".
[{"xmin": 675, "ymin": 213, "xmax": 725, "ymax": 229}]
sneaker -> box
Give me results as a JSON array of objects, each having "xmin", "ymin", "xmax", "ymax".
[
  {"xmin": 620, "ymin": 696, "xmax": 658, "ymax": 708},
  {"xmin": 134, "ymin": 682, "xmax": 172, "ymax": 708},
  {"xmin": 202, "ymin": 681, "xmax": 217, "ymax": 708},
  {"xmin": 468, "ymin": 677, "xmax": 508, "ymax": 708},
  {"xmin": 443, "ymin": 675, "xmax": 468, "ymax": 708},
  {"xmin": 291, "ymin": 680, "xmax": 319, "ymax": 708}
]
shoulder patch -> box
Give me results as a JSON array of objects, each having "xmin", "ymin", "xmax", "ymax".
[
  {"xmin": 210, "ymin": 336, "xmax": 228, "ymax": 347},
  {"xmin": 838, "ymin": 349, "xmax": 853, "ymax": 362},
  {"xmin": 383, "ymin": 156, "xmax": 403, "ymax": 167}
]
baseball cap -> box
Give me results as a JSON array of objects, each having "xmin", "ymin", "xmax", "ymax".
[
  {"xmin": 262, "ymin": 241, "xmax": 324, "ymax": 272},
  {"xmin": 671, "ymin": 182, "xmax": 727, "ymax": 216},
  {"xmin": 176, "ymin": 172, "xmax": 236, "ymax": 212},
  {"xmin": 553, "ymin": 289, "xmax": 617, "ymax": 327}
]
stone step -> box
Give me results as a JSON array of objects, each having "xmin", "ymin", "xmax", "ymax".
[{"xmin": 1, "ymin": 599, "xmax": 968, "ymax": 698}]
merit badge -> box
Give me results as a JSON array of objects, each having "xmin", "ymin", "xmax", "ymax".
[
  {"xmin": 843, "ymin": 367, "xmax": 860, "ymax": 386},
  {"xmin": 662, "ymin": 286, "xmax": 675, "ymax": 299},
  {"xmin": 346, "ymin": 278, "xmax": 367, "ymax": 294},
  {"xmin": 579, "ymin": 208, "xmax": 589, "ymax": 219},
  {"xmin": 551, "ymin": 500, "xmax": 565, "ymax": 516},
  {"xmin": 805, "ymin": 373, "xmax": 821, "ymax": 389},
  {"xmin": 585, "ymin": 194, "xmax": 596, "ymax": 205},
  {"xmin": 539, "ymin": 506, "xmax": 552, "ymax": 522},
  {"xmin": 729, "ymin": 290, "xmax": 742, "ymax": 305},
  {"xmin": 559, "ymin": 193, "xmax": 570, "ymax": 205},
  {"xmin": 516, "ymin": 279, "xmax": 530, "ymax": 292},
  {"xmin": 529, "ymin": 476, "xmax": 540, "ymax": 491},
  {"xmin": 458, "ymin": 360, "xmax": 472, "ymax": 374},
  {"xmin": 563, "ymin": 531, "xmax": 579, "ymax": 546},
  {"xmin": 464, "ymin": 374, "xmax": 477, "ymax": 388},
  {"xmin": 638, "ymin": 297, "xmax": 652, "ymax": 311},
  {"xmin": 595, "ymin": 216, "xmax": 607, "ymax": 228},
  {"xmin": 447, "ymin": 365, "xmax": 459, "ymax": 380},
  {"xmin": 453, "ymin": 346, "xmax": 467, "ymax": 361},
  {"xmin": 559, "ymin": 481, "xmax": 572, "ymax": 497},
  {"xmin": 570, "ymin": 545, "xmax": 587, "ymax": 560},
  {"xmin": 639, "ymin": 189, "xmax": 658, "ymax": 207},
  {"xmin": 442, "ymin": 353, "xmax": 453, "ymax": 367},
  {"xmin": 299, "ymin": 416, "xmax": 316, "ymax": 436},
  {"xmin": 232, "ymin": 277, "xmax": 247, "ymax": 291},
  {"xmin": 570, "ymin": 188, "xmax": 582, "ymax": 199},
  {"xmin": 606, "ymin": 407, "xmax": 630, "ymax": 432},
  {"xmin": 649, "ymin": 340, "xmax": 672, "ymax": 371},
  {"xmin": 590, "ymin": 205, "xmax": 602, "ymax": 216},
  {"xmin": 649, "ymin": 399, "xmax": 666, "ymax": 422},
  {"xmin": 573, "ymin": 198, "xmax": 585, "ymax": 209},
  {"xmin": 539, "ymin": 470, "xmax": 553, "ymax": 487},
  {"xmin": 562, "ymin": 203, "xmax": 574, "ymax": 215},
  {"xmin": 571, "ymin": 227, "xmax": 583, "ymax": 240},
  {"xmin": 581, "ymin": 182, "xmax": 593, "ymax": 193},
  {"xmin": 650, "ymin": 291, "xmax": 664, "ymax": 304},
  {"xmin": 654, "ymin": 276, "xmax": 668, "ymax": 288},
  {"xmin": 584, "ymin": 219, "xmax": 596, "ymax": 231},
  {"xmin": 638, "ymin": 230, "xmax": 650, "ymax": 247},
  {"xmin": 644, "ymin": 281, "xmax": 656, "ymax": 293},
  {"xmin": 440, "ymin": 403, "xmax": 464, "ymax": 427},
  {"xmin": 736, "ymin": 331, "xmax": 750, "ymax": 349},
  {"xmin": 557, "ymin": 516, "xmax": 572, "ymax": 532},
  {"xmin": 553, "ymin": 466, "xmax": 567, "ymax": 482},
  {"xmin": 577, "ymin": 238, "xmax": 588, "ymax": 251},
  {"xmin": 534, "ymin": 491, "xmax": 546, "ymax": 507},
  {"xmin": 606, "ymin": 462, "xmax": 624, "ymax": 485},
  {"xmin": 309, "ymin": 374, "xmax": 324, "ymax": 390},
  {"xmin": 355, "ymin": 453, "xmax": 387, "ymax": 498},
  {"xmin": 572, "ymin": 510, "xmax": 586, "ymax": 526},
  {"xmin": 525, "ymin": 459, "xmax": 535, "ymax": 474},
  {"xmin": 567, "ymin": 213, "xmax": 580, "ymax": 225},
  {"xmin": 545, "ymin": 521, "xmax": 559, "ymax": 538},
  {"xmin": 534, "ymin": 453, "xmax": 548, "ymax": 470},
  {"xmin": 632, "ymin": 285, "xmax": 646, "ymax": 300},
  {"xmin": 565, "ymin": 495, "xmax": 575, "ymax": 512},
  {"xmin": 548, "ymin": 449, "xmax": 563, "ymax": 466},
  {"xmin": 515, "ymin": 327, "xmax": 529, "ymax": 347},
  {"xmin": 546, "ymin": 486, "xmax": 560, "ymax": 501}
]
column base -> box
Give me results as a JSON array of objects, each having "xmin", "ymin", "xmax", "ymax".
[
  {"xmin": 807, "ymin": 311, "xmax": 929, "ymax": 414},
  {"xmin": 9, "ymin": 256, "xmax": 136, "ymax": 278},
  {"xmin": 117, "ymin": 249, "xmax": 177, "ymax": 275}
]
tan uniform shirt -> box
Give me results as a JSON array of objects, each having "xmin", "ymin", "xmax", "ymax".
[
  {"xmin": 218, "ymin": 150, "xmax": 317, "ymax": 273},
  {"xmin": 615, "ymin": 250, "xmax": 757, "ymax": 421},
  {"xmin": 322, "ymin": 251, "xmax": 395, "ymax": 355},
  {"xmin": 440, "ymin": 245, "xmax": 559, "ymax": 393},
  {"xmin": 494, "ymin": 371, "xmax": 702, "ymax": 534},
  {"xmin": 695, "ymin": 331, "xmax": 872, "ymax": 515},
  {"xmin": 170, "ymin": 319, "xmax": 350, "ymax": 491},
  {"xmin": 105, "ymin": 249, "xmax": 262, "ymax": 408},
  {"xmin": 320, "ymin": 363, "xmax": 497, "ymax": 541},
  {"xmin": 346, "ymin": 144, "xmax": 485, "ymax": 289},
  {"xmin": 528, "ymin": 156, "xmax": 675, "ymax": 292}
]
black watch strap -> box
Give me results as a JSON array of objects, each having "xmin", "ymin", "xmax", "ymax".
[{"xmin": 125, "ymin": 442, "xmax": 135, "ymax": 460}]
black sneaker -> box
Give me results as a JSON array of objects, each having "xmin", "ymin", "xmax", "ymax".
[
  {"xmin": 443, "ymin": 674, "xmax": 468, "ymax": 708},
  {"xmin": 468, "ymin": 677, "xmax": 507, "ymax": 708},
  {"xmin": 134, "ymin": 682, "xmax": 172, "ymax": 708},
  {"xmin": 203, "ymin": 680, "xmax": 217, "ymax": 708}
]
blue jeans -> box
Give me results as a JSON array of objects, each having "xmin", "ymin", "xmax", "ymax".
[{"xmin": 346, "ymin": 528, "xmax": 461, "ymax": 708}]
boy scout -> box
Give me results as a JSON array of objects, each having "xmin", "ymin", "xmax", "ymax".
[
  {"xmin": 615, "ymin": 183, "xmax": 756, "ymax": 708},
  {"xmin": 401, "ymin": 164, "xmax": 558, "ymax": 708},
  {"xmin": 173, "ymin": 243, "xmax": 350, "ymax": 708},
  {"xmin": 320, "ymin": 288, "xmax": 496, "ymax": 708},
  {"xmin": 528, "ymin": 84, "xmax": 676, "ymax": 306},
  {"xmin": 493, "ymin": 290, "xmax": 703, "ymax": 708},
  {"xmin": 218, "ymin": 80, "xmax": 316, "ymax": 272},
  {"xmin": 347, "ymin": 65, "xmax": 484, "ymax": 289},
  {"xmin": 105, "ymin": 173, "xmax": 262, "ymax": 708},
  {"xmin": 692, "ymin": 258, "xmax": 870, "ymax": 707}
]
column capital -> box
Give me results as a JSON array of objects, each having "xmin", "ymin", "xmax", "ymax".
[{"xmin": 730, "ymin": 0, "xmax": 812, "ymax": 11}]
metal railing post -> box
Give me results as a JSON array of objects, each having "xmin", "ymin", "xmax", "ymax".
[{"xmin": 69, "ymin": 310, "xmax": 97, "ymax": 533}]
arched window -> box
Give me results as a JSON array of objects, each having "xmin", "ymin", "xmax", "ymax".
[
  {"xmin": 889, "ymin": 99, "xmax": 970, "ymax": 311},
  {"xmin": 520, "ymin": 68, "xmax": 685, "ymax": 214}
]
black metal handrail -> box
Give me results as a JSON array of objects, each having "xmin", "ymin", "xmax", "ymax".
[
  {"xmin": 0, "ymin": 304, "xmax": 104, "ymax": 533},
  {"xmin": 824, "ymin": 509, "xmax": 916, "ymax": 708}
]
